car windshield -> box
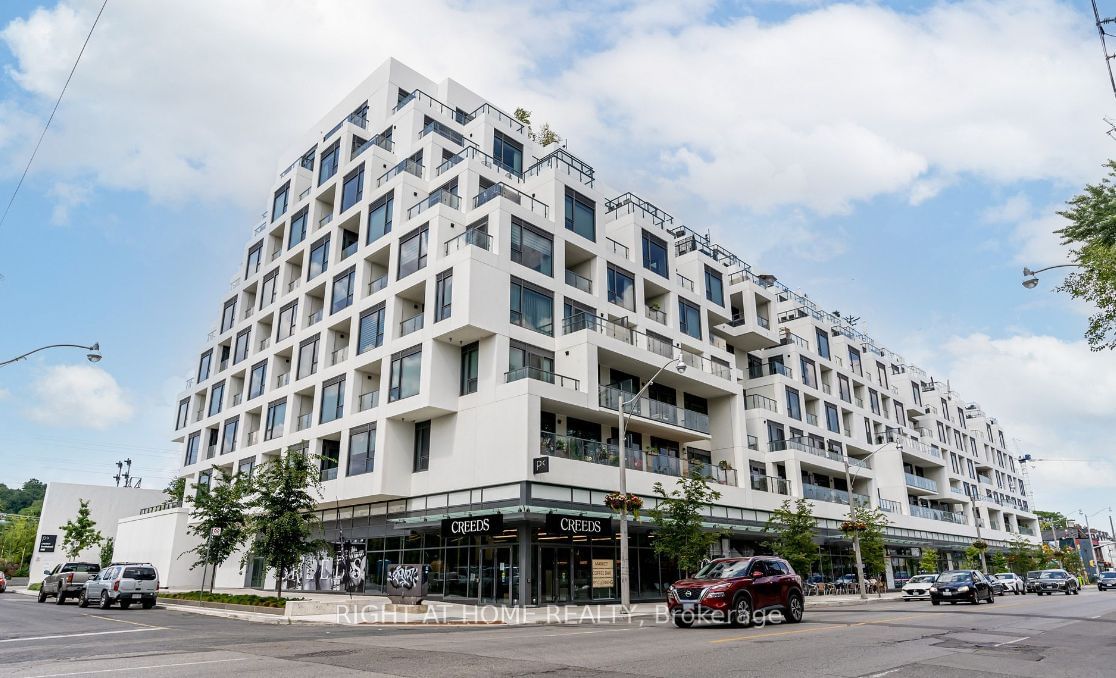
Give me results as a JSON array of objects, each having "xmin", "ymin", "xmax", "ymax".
[
  {"xmin": 693, "ymin": 560, "xmax": 751, "ymax": 579},
  {"xmin": 1038, "ymin": 571, "xmax": 1068, "ymax": 580},
  {"xmin": 936, "ymin": 572, "xmax": 972, "ymax": 583},
  {"xmin": 60, "ymin": 563, "xmax": 100, "ymax": 574},
  {"xmin": 908, "ymin": 575, "xmax": 937, "ymax": 584}
]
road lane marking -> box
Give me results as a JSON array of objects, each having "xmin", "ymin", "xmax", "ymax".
[
  {"xmin": 865, "ymin": 669, "xmax": 903, "ymax": 678},
  {"xmin": 83, "ymin": 614, "xmax": 163, "ymax": 629},
  {"xmin": 711, "ymin": 624, "xmax": 846, "ymax": 643},
  {"xmin": 0, "ymin": 628, "xmax": 160, "ymax": 644},
  {"xmin": 994, "ymin": 636, "xmax": 1029, "ymax": 647},
  {"xmin": 23, "ymin": 657, "xmax": 248, "ymax": 677}
]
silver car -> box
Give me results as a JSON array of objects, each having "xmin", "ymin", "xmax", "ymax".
[
  {"xmin": 993, "ymin": 572, "xmax": 1024, "ymax": 595},
  {"xmin": 79, "ymin": 563, "xmax": 159, "ymax": 609}
]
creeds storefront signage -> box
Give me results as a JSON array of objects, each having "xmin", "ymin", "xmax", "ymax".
[
  {"xmin": 545, "ymin": 513, "xmax": 613, "ymax": 536},
  {"xmin": 441, "ymin": 514, "xmax": 504, "ymax": 537}
]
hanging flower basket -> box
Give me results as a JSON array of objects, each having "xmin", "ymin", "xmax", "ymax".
[
  {"xmin": 972, "ymin": 539, "xmax": 988, "ymax": 551},
  {"xmin": 840, "ymin": 520, "xmax": 869, "ymax": 533},
  {"xmin": 604, "ymin": 492, "xmax": 643, "ymax": 519}
]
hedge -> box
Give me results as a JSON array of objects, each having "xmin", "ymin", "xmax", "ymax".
[{"xmin": 159, "ymin": 591, "xmax": 301, "ymax": 608}]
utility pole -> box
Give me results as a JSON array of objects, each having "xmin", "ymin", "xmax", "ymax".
[
  {"xmin": 841, "ymin": 454, "xmax": 867, "ymax": 600},
  {"xmin": 113, "ymin": 460, "xmax": 123, "ymax": 487}
]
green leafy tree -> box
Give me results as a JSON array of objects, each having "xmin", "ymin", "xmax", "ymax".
[
  {"xmin": 1060, "ymin": 546, "xmax": 1085, "ymax": 578},
  {"xmin": 847, "ymin": 504, "xmax": 889, "ymax": 578},
  {"xmin": 100, "ymin": 537, "xmax": 114, "ymax": 568},
  {"xmin": 1053, "ymin": 160, "xmax": 1116, "ymax": 350},
  {"xmin": 764, "ymin": 498, "xmax": 819, "ymax": 578},
  {"xmin": 165, "ymin": 476, "xmax": 186, "ymax": 503},
  {"xmin": 1006, "ymin": 535, "xmax": 1041, "ymax": 574},
  {"xmin": 185, "ymin": 468, "xmax": 249, "ymax": 590},
  {"xmin": 1035, "ymin": 510, "xmax": 1070, "ymax": 531},
  {"xmin": 988, "ymin": 551, "xmax": 1008, "ymax": 574},
  {"xmin": 513, "ymin": 106, "xmax": 561, "ymax": 146},
  {"xmin": 242, "ymin": 447, "xmax": 323, "ymax": 597},
  {"xmin": 0, "ymin": 479, "xmax": 46, "ymax": 514},
  {"xmin": 60, "ymin": 499, "xmax": 102, "ymax": 560},
  {"xmin": 918, "ymin": 548, "xmax": 940, "ymax": 574},
  {"xmin": 0, "ymin": 514, "xmax": 38, "ymax": 575},
  {"xmin": 963, "ymin": 545, "xmax": 984, "ymax": 569},
  {"xmin": 648, "ymin": 473, "xmax": 722, "ymax": 576}
]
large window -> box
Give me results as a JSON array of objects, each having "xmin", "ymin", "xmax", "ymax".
[
  {"xmin": 398, "ymin": 226, "xmax": 428, "ymax": 279},
  {"xmin": 272, "ymin": 182, "xmax": 289, "ymax": 221},
  {"xmin": 357, "ymin": 303, "xmax": 385, "ymax": 354},
  {"xmin": 209, "ymin": 381, "xmax": 225, "ymax": 417},
  {"xmin": 869, "ymin": 389, "xmax": 880, "ymax": 415},
  {"xmin": 288, "ymin": 207, "xmax": 308, "ymax": 248},
  {"xmin": 221, "ymin": 416, "xmax": 238, "ymax": 454},
  {"xmin": 894, "ymin": 401, "xmax": 906, "ymax": 428},
  {"xmin": 264, "ymin": 398, "xmax": 286, "ymax": 440},
  {"xmin": 249, "ymin": 360, "xmax": 267, "ymax": 399},
  {"xmin": 509, "ymin": 340, "xmax": 554, "ymax": 377},
  {"xmin": 816, "ymin": 328, "xmax": 831, "ymax": 359},
  {"xmin": 564, "ymin": 187, "xmax": 595, "ymax": 241},
  {"xmin": 348, "ymin": 424, "xmax": 376, "ymax": 476},
  {"xmin": 493, "ymin": 130, "xmax": 523, "ymax": 174},
  {"xmin": 511, "ymin": 217, "xmax": 553, "ymax": 275},
  {"xmin": 510, "ymin": 277, "xmax": 553, "ymax": 335},
  {"xmin": 184, "ymin": 432, "xmax": 200, "ymax": 466},
  {"xmin": 413, "ymin": 420, "xmax": 431, "ymax": 472},
  {"xmin": 175, "ymin": 398, "xmax": 189, "ymax": 430},
  {"xmin": 838, "ymin": 375, "xmax": 851, "ymax": 403},
  {"xmin": 233, "ymin": 328, "xmax": 251, "ymax": 365},
  {"xmin": 319, "ymin": 376, "xmax": 345, "ymax": 424},
  {"xmin": 705, "ymin": 267, "xmax": 724, "ymax": 306},
  {"xmin": 800, "ymin": 357, "xmax": 817, "ymax": 389},
  {"xmin": 319, "ymin": 440, "xmax": 339, "ymax": 481},
  {"xmin": 198, "ymin": 349, "xmax": 212, "ymax": 383},
  {"xmin": 435, "ymin": 269, "xmax": 453, "ymax": 322},
  {"xmin": 367, "ymin": 192, "xmax": 393, "ymax": 244},
  {"xmin": 825, "ymin": 402, "xmax": 840, "ymax": 433},
  {"xmin": 848, "ymin": 346, "xmax": 862, "ymax": 376},
  {"xmin": 237, "ymin": 457, "xmax": 255, "ymax": 479},
  {"xmin": 460, "ymin": 342, "xmax": 478, "ymax": 395},
  {"xmin": 786, "ymin": 387, "xmax": 802, "ymax": 420},
  {"xmin": 340, "ymin": 164, "xmax": 364, "ymax": 212},
  {"xmin": 641, "ymin": 230, "xmax": 668, "ymax": 278},
  {"xmin": 277, "ymin": 301, "xmax": 298, "ymax": 341},
  {"xmin": 319, "ymin": 141, "xmax": 339, "ymax": 185},
  {"xmin": 331, "ymin": 266, "xmax": 356, "ymax": 314},
  {"xmin": 389, "ymin": 345, "xmax": 422, "ymax": 401},
  {"xmin": 607, "ymin": 265, "xmax": 635, "ymax": 311},
  {"xmin": 221, "ymin": 298, "xmax": 237, "ymax": 333},
  {"xmin": 297, "ymin": 334, "xmax": 320, "ymax": 380},
  {"xmin": 259, "ymin": 269, "xmax": 278, "ymax": 309},
  {"xmin": 245, "ymin": 242, "xmax": 262, "ymax": 278},
  {"xmin": 308, "ymin": 236, "xmax": 330, "ymax": 281},
  {"xmin": 678, "ymin": 298, "xmax": 702, "ymax": 339}
]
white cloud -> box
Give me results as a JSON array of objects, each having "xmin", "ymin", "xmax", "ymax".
[
  {"xmin": 47, "ymin": 180, "xmax": 90, "ymax": 225},
  {"xmin": 24, "ymin": 364, "xmax": 134, "ymax": 429},
  {"xmin": 0, "ymin": 387, "xmax": 10, "ymax": 400}
]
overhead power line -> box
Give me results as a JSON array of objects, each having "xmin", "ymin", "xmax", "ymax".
[{"xmin": 0, "ymin": 0, "xmax": 109, "ymax": 233}]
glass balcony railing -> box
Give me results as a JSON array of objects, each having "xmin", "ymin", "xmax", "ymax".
[
  {"xmin": 368, "ymin": 275, "xmax": 388, "ymax": 295},
  {"xmin": 435, "ymin": 145, "xmax": 523, "ymax": 181},
  {"xmin": 598, "ymin": 384, "xmax": 710, "ymax": 434},
  {"xmin": 358, "ymin": 391, "xmax": 379, "ymax": 412},
  {"xmin": 644, "ymin": 305, "xmax": 667, "ymax": 324},
  {"xmin": 565, "ymin": 269, "xmax": 592, "ymax": 294},
  {"xmin": 296, "ymin": 413, "xmax": 312, "ymax": 431},
  {"xmin": 407, "ymin": 188, "xmax": 461, "ymax": 219},
  {"xmin": 750, "ymin": 474, "xmax": 790, "ymax": 495},
  {"xmin": 905, "ymin": 473, "xmax": 938, "ymax": 492},
  {"xmin": 352, "ymin": 133, "xmax": 392, "ymax": 158},
  {"xmin": 443, "ymin": 227, "xmax": 492, "ymax": 255},
  {"xmin": 909, "ymin": 504, "xmax": 965, "ymax": 524},
  {"xmin": 744, "ymin": 394, "xmax": 778, "ymax": 412},
  {"xmin": 399, "ymin": 315, "xmax": 424, "ymax": 336},
  {"xmin": 878, "ymin": 498, "xmax": 903, "ymax": 514},
  {"xmin": 472, "ymin": 182, "xmax": 549, "ymax": 218},
  {"xmin": 419, "ymin": 119, "xmax": 467, "ymax": 146},
  {"xmin": 504, "ymin": 367, "xmax": 580, "ymax": 390},
  {"xmin": 377, "ymin": 158, "xmax": 423, "ymax": 187},
  {"xmin": 802, "ymin": 482, "xmax": 870, "ymax": 506},
  {"xmin": 539, "ymin": 432, "xmax": 736, "ymax": 485}
]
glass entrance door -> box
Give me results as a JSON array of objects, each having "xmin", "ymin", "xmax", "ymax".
[
  {"xmin": 538, "ymin": 546, "xmax": 571, "ymax": 604},
  {"xmin": 478, "ymin": 545, "xmax": 515, "ymax": 604}
]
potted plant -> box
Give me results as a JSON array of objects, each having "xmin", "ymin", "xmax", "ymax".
[
  {"xmin": 840, "ymin": 520, "xmax": 869, "ymax": 533},
  {"xmin": 604, "ymin": 492, "xmax": 643, "ymax": 519},
  {"xmin": 972, "ymin": 539, "xmax": 988, "ymax": 551},
  {"xmin": 717, "ymin": 460, "xmax": 733, "ymax": 471}
]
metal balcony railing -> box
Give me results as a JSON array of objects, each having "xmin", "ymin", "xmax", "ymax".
[
  {"xmin": 905, "ymin": 473, "xmax": 938, "ymax": 492},
  {"xmin": 443, "ymin": 227, "xmax": 492, "ymax": 256},
  {"xmin": 358, "ymin": 391, "xmax": 379, "ymax": 412},
  {"xmin": 598, "ymin": 385, "xmax": 710, "ymax": 434},
  {"xmin": 504, "ymin": 367, "xmax": 580, "ymax": 390},
  {"xmin": 539, "ymin": 432, "xmax": 735, "ymax": 485}
]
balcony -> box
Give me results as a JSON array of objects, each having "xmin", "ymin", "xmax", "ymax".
[
  {"xmin": 376, "ymin": 158, "xmax": 423, "ymax": 187},
  {"xmin": 288, "ymin": 279, "xmax": 300, "ymax": 293},
  {"xmin": 748, "ymin": 362, "xmax": 793, "ymax": 379},
  {"xmin": 751, "ymin": 474, "xmax": 790, "ymax": 495},
  {"xmin": 435, "ymin": 145, "xmax": 523, "ymax": 181},
  {"xmin": 677, "ymin": 273, "xmax": 695, "ymax": 292},
  {"xmin": 604, "ymin": 192, "xmax": 673, "ymax": 229},
  {"xmin": 246, "ymin": 430, "xmax": 259, "ymax": 446},
  {"xmin": 524, "ymin": 148, "xmax": 595, "ymax": 186},
  {"xmin": 747, "ymin": 435, "xmax": 758, "ymax": 450},
  {"xmin": 231, "ymin": 392, "xmax": 242, "ymax": 406},
  {"xmin": 358, "ymin": 391, "xmax": 379, "ymax": 412},
  {"xmin": 473, "ymin": 182, "xmax": 549, "ymax": 219},
  {"xmin": 407, "ymin": 188, "xmax": 461, "ymax": 220},
  {"xmin": 904, "ymin": 473, "xmax": 938, "ymax": 493},
  {"xmin": 206, "ymin": 444, "xmax": 216, "ymax": 459},
  {"xmin": 598, "ymin": 385, "xmax": 710, "ymax": 434},
  {"xmin": 505, "ymin": 366, "xmax": 580, "ymax": 391},
  {"xmin": 805, "ymin": 413, "xmax": 818, "ymax": 426},
  {"xmin": 399, "ymin": 314, "xmax": 424, "ymax": 337},
  {"xmin": 352, "ymin": 133, "xmax": 392, "ymax": 158},
  {"xmin": 419, "ymin": 119, "xmax": 467, "ymax": 147},
  {"xmin": 909, "ymin": 504, "xmax": 965, "ymax": 524},
  {"xmin": 878, "ymin": 498, "xmax": 903, "ymax": 514},
  {"xmin": 539, "ymin": 432, "xmax": 736, "ymax": 485},
  {"xmin": 744, "ymin": 394, "xmax": 777, "ymax": 413},
  {"xmin": 318, "ymin": 213, "xmax": 333, "ymax": 229},
  {"xmin": 443, "ymin": 227, "xmax": 492, "ymax": 256},
  {"xmin": 802, "ymin": 482, "xmax": 869, "ymax": 506},
  {"xmin": 330, "ymin": 347, "xmax": 348, "ymax": 366},
  {"xmin": 644, "ymin": 305, "xmax": 666, "ymax": 324},
  {"xmin": 565, "ymin": 269, "xmax": 592, "ymax": 294},
  {"xmin": 607, "ymin": 238, "xmax": 630, "ymax": 259},
  {"xmin": 296, "ymin": 413, "xmax": 312, "ymax": 431},
  {"xmin": 368, "ymin": 275, "xmax": 388, "ymax": 295},
  {"xmin": 275, "ymin": 372, "xmax": 290, "ymax": 388}
]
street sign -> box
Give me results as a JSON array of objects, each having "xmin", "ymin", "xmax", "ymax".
[
  {"xmin": 38, "ymin": 534, "xmax": 57, "ymax": 553},
  {"xmin": 210, "ymin": 527, "xmax": 222, "ymax": 536}
]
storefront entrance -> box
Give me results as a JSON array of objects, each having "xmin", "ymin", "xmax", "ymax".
[{"xmin": 537, "ymin": 544, "xmax": 618, "ymax": 604}]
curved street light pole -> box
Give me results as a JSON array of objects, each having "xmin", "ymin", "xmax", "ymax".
[
  {"xmin": 1022, "ymin": 264, "xmax": 1082, "ymax": 289},
  {"xmin": 0, "ymin": 343, "xmax": 101, "ymax": 367},
  {"xmin": 844, "ymin": 438, "xmax": 902, "ymax": 599}
]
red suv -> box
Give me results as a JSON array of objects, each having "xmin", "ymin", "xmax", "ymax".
[{"xmin": 667, "ymin": 556, "xmax": 804, "ymax": 628}]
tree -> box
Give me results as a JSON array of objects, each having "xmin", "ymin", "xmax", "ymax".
[
  {"xmin": 1006, "ymin": 535, "xmax": 1041, "ymax": 574},
  {"xmin": 184, "ymin": 468, "xmax": 249, "ymax": 590},
  {"xmin": 988, "ymin": 551, "xmax": 1008, "ymax": 574},
  {"xmin": 764, "ymin": 498, "xmax": 819, "ymax": 578},
  {"xmin": 846, "ymin": 504, "xmax": 889, "ymax": 578},
  {"xmin": 1060, "ymin": 546, "xmax": 1085, "ymax": 579},
  {"xmin": 513, "ymin": 106, "xmax": 561, "ymax": 146},
  {"xmin": 918, "ymin": 548, "xmax": 940, "ymax": 574},
  {"xmin": 100, "ymin": 537, "xmax": 115, "ymax": 568},
  {"xmin": 648, "ymin": 473, "xmax": 722, "ymax": 576},
  {"xmin": 165, "ymin": 476, "xmax": 186, "ymax": 504},
  {"xmin": 963, "ymin": 545, "xmax": 985, "ymax": 570},
  {"xmin": 242, "ymin": 447, "xmax": 323, "ymax": 597},
  {"xmin": 1035, "ymin": 510, "xmax": 1070, "ymax": 531},
  {"xmin": 0, "ymin": 514, "xmax": 38, "ymax": 576},
  {"xmin": 60, "ymin": 499, "xmax": 102, "ymax": 560},
  {"xmin": 0, "ymin": 479, "xmax": 46, "ymax": 514},
  {"xmin": 1053, "ymin": 160, "xmax": 1116, "ymax": 350}
]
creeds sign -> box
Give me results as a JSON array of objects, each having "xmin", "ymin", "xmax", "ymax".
[
  {"xmin": 545, "ymin": 513, "xmax": 613, "ymax": 536},
  {"xmin": 440, "ymin": 514, "xmax": 504, "ymax": 537}
]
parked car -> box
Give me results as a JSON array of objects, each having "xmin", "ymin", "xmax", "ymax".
[
  {"xmin": 901, "ymin": 574, "xmax": 938, "ymax": 601},
  {"xmin": 38, "ymin": 562, "xmax": 101, "ymax": 604},
  {"xmin": 79, "ymin": 563, "xmax": 159, "ymax": 609},
  {"xmin": 987, "ymin": 574, "xmax": 1008, "ymax": 596},
  {"xmin": 930, "ymin": 570, "xmax": 995, "ymax": 605},
  {"xmin": 1028, "ymin": 569, "xmax": 1079, "ymax": 595},
  {"xmin": 833, "ymin": 573, "xmax": 858, "ymax": 587},
  {"xmin": 994, "ymin": 572, "xmax": 1024, "ymax": 595},
  {"xmin": 1098, "ymin": 571, "xmax": 1116, "ymax": 591},
  {"xmin": 667, "ymin": 556, "xmax": 804, "ymax": 628},
  {"xmin": 0, "ymin": 571, "xmax": 7, "ymax": 593}
]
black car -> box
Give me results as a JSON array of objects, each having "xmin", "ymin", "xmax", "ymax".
[
  {"xmin": 987, "ymin": 575, "xmax": 1008, "ymax": 596},
  {"xmin": 930, "ymin": 570, "xmax": 995, "ymax": 605},
  {"xmin": 1028, "ymin": 569, "xmax": 1079, "ymax": 595},
  {"xmin": 1097, "ymin": 571, "xmax": 1116, "ymax": 591}
]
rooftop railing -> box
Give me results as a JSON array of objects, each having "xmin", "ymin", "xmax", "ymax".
[
  {"xmin": 464, "ymin": 102, "xmax": 526, "ymax": 134},
  {"xmin": 604, "ymin": 192, "xmax": 674, "ymax": 228},
  {"xmin": 472, "ymin": 182, "xmax": 549, "ymax": 219},
  {"xmin": 524, "ymin": 148, "xmax": 595, "ymax": 187},
  {"xmin": 598, "ymin": 384, "xmax": 710, "ymax": 434}
]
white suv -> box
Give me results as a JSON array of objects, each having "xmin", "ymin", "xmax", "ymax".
[
  {"xmin": 993, "ymin": 572, "xmax": 1024, "ymax": 595},
  {"xmin": 79, "ymin": 563, "xmax": 159, "ymax": 609}
]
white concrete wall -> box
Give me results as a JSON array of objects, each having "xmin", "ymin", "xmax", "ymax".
[{"xmin": 114, "ymin": 508, "xmax": 205, "ymax": 589}]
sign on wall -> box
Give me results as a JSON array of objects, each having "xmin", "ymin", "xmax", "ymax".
[
  {"xmin": 441, "ymin": 514, "xmax": 504, "ymax": 538},
  {"xmin": 545, "ymin": 513, "xmax": 613, "ymax": 536},
  {"xmin": 592, "ymin": 559, "xmax": 613, "ymax": 588},
  {"xmin": 533, "ymin": 456, "xmax": 550, "ymax": 474},
  {"xmin": 38, "ymin": 534, "xmax": 57, "ymax": 553}
]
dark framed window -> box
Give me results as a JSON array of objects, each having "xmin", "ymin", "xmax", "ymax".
[
  {"xmin": 308, "ymin": 236, "xmax": 330, "ymax": 281},
  {"xmin": 510, "ymin": 277, "xmax": 553, "ymax": 335},
  {"xmin": 786, "ymin": 387, "xmax": 802, "ymax": 420},
  {"xmin": 248, "ymin": 360, "xmax": 267, "ymax": 399},
  {"xmin": 869, "ymin": 389, "xmax": 880, "ymax": 415},
  {"xmin": 435, "ymin": 269, "xmax": 453, "ymax": 322},
  {"xmin": 264, "ymin": 398, "xmax": 286, "ymax": 440},
  {"xmin": 460, "ymin": 342, "xmax": 479, "ymax": 395},
  {"xmin": 678, "ymin": 298, "xmax": 702, "ymax": 339},
  {"xmin": 319, "ymin": 376, "xmax": 345, "ymax": 424},
  {"xmin": 705, "ymin": 266, "xmax": 724, "ymax": 306},
  {"xmin": 347, "ymin": 424, "xmax": 376, "ymax": 476},
  {"xmin": 198, "ymin": 349, "xmax": 212, "ymax": 383},
  {"xmin": 184, "ymin": 432, "xmax": 200, "ymax": 466},
  {"xmin": 259, "ymin": 269, "xmax": 278, "ymax": 309},
  {"xmin": 245, "ymin": 242, "xmax": 262, "ymax": 278},
  {"xmin": 331, "ymin": 266, "xmax": 356, "ymax": 314},
  {"xmin": 237, "ymin": 457, "xmax": 255, "ymax": 479},
  {"xmin": 221, "ymin": 298, "xmax": 237, "ymax": 333},
  {"xmin": 297, "ymin": 334, "xmax": 320, "ymax": 380},
  {"xmin": 413, "ymin": 420, "xmax": 431, "ymax": 472},
  {"xmin": 319, "ymin": 440, "xmax": 340, "ymax": 481},
  {"xmin": 389, "ymin": 345, "xmax": 422, "ymax": 401},
  {"xmin": 563, "ymin": 299, "xmax": 595, "ymax": 333},
  {"xmin": 509, "ymin": 340, "xmax": 554, "ymax": 376},
  {"xmin": 838, "ymin": 375, "xmax": 851, "ymax": 403},
  {"xmin": 196, "ymin": 470, "xmax": 211, "ymax": 497},
  {"xmin": 825, "ymin": 402, "xmax": 840, "ymax": 433},
  {"xmin": 367, "ymin": 192, "xmax": 393, "ymax": 244},
  {"xmin": 816, "ymin": 328, "xmax": 831, "ymax": 359},
  {"xmin": 357, "ymin": 303, "xmax": 386, "ymax": 353},
  {"xmin": 564, "ymin": 187, "xmax": 595, "ymax": 241},
  {"xmin": 894, "ymin": 401, "xmax": 906, "ymax": 428},
  {"xmin": 641, "ymin": 230, "xmax": 668, "ymax": 278},
  {"xmin": 398, "ymin": 226, "xmax": 428, "ymax": 279},
  {"xmin": 800, "ymin": 357, "xmax": 817, "ymax": 389},
  {"xmin": 341, "ymin": 164, "xmax": 364, "ymax": 212},
  {"xmin": 848, "ymin": 346, "xmax": 862, "ymax": 376},
  {"xmin": 272, "ymin": 182, "xmax": 289, "ymax": 221},
  {"xmin": 511, "ymin": 217, "xmax": 553, "ymax": 275},
  {"xmin": 175, "ymin": 398, "xmax": 189, "ymax": 430},
  {"xmin": 319, "ymin": 141, "xmax": 340, "ymax": 185},
  {"xmin": 221, "ymin": 416, "xmax": 239, "ymax": 454},
  {"xmin": 277, "ymin": 300, "xmax": 298, "ymax": 341},
  {"xmin": 607, "ymin": 265, "xmax": 635, "ymax": 311},
  {"xmin": 493, "ymin": 130, "xmax": 523, "ymax": 174},
  {"xmin": 233, "ymin": 328, "xmax": 251, "ymax": 365},
  {"xmin": 208, "ymin": 381, "xmax": 225, "ymax": 417},
  {"xmin": 288, "ymin": 207, "xmax": 308, "ymax": 249}
]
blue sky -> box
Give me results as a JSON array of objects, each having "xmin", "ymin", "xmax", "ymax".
[{"xmin": 0, "ymin": 0, "xmax": 1113, "ymax": 519}]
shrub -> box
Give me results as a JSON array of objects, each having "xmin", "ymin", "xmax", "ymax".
[
  {"xmin": 28, "ymin": 582, "xmax": 41, "ymax": 591},
  {"xmin": 158, "ymin": 591, "xmax": 302, "ymax": 608}
]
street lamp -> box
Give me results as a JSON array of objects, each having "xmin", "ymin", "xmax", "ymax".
[
  {"xmin": 843, "ymin": 436, "xmax": 903, "ymax": 600},
  {"xmin": 1021, "ymin": 264, "xmax": 1081, "ymax": 289},
  {"xmin": 0, "ymin": 342, "xmax": 101, "ymax": 367},
  {"xmin": 617, "ymin": 354, "xmax": 687, "ymax": 613}
]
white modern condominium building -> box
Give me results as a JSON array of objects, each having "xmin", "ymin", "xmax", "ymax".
[{"xmin": 161, "ymin": 58, "xmax": 1038, "ymax": 603}]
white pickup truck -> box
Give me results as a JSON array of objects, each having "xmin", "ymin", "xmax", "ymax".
[{"xmin": 38, "ymin": 562, "xmax": 101, "ymax": 604}]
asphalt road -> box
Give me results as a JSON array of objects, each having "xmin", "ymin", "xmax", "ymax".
[{"xmin": 2, "ymin": 588, "xmax": 1116, "ymax": 677}]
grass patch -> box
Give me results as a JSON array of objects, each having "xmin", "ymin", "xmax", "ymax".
[
  {"xmin": 28, "ymin": 582, "xmax": 41, "ymax": 591},
  {"xmin": 159, "ymin": 591, "xmax": 302, "ymax": 608}
]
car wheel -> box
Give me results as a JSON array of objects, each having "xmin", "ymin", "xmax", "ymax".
[
  {"xmin": 37, "ymin": 589, "xmax": 46, "ymax": 603},
  {"xmin": 119, "ymin": 601, "xmax": 131, "ymax": 610},
  {"xmin": 98, "ymin": 591, "xmax": 111, "ymax": 610},
  {"xmin": 672, "ymin": 613, "xmax": 693, "ymax": 628},
  {"xmin": 931, "ymin": 600, "xmax": 940, "ymax": 606},
  {"xmin": 54, "ymin": 591, "xmax": 66, "ymax": 605},
  {"xmin": 988, "ymin": 591, "xmax": 995, "ymax": 604},
  {"xmin": 78, "ymin": 590, "xmax": 88, "ymax": 608},
  {"xmin": 730, "ymin": 595, "xmax": 753, "ymax": 628},
  {"xmin": 784, "ymin": 591, "xmax": 804, "ymax": 624},
  {"xmin": 142, "ymin": 599, "xmax": 155, "ymax": 610},
  {"xmin": 1072, "ymin": 588, "xmax": 1079, "ymax": 595}
]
